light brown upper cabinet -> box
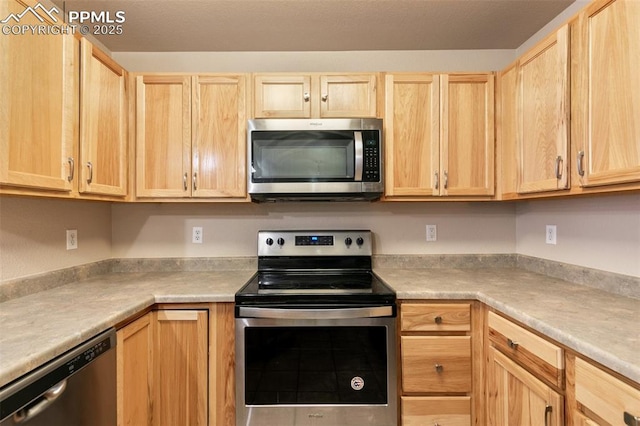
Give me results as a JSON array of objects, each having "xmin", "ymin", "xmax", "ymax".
[
  {"xmin": 385, "ymin": 73, "xmax": 494, "ymax": 199},
  {"xmin": 79, "ymin": 39, "xmax": 127, "ymax": 197},
  {"xmin": 517, "ymin": 25, "xmax": 570, "ymax": 194},
  {"xmin": 135, "ymin": 74, "xmax": 247, "ymax": 200},
  {"xmin": 253, "ymin": 73, "xmax": 377, "ymax": 118},
  {"xmin": 0, "ymin": 0, "xmax": 77, "ymax": 193},
  {"xmin": 572, "ymin": 0, "xmax": 640, "ymax": 188}
]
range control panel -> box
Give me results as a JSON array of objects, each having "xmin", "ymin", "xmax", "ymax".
[{"xmin": 258, "ymin": 230, "xmax": 372, "ymax": 257}]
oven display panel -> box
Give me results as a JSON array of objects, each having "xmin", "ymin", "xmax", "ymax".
[{"xmin": 295, "ymin": 235, "xmax": 334, "ymax": 246}]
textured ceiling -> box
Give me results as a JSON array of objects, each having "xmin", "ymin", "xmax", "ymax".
[{"xmin": 51, "ymin": 0, "xmax": 575, "ymax": 52}]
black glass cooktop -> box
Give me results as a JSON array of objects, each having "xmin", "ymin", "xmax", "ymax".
[{"xmin": 235, "ymin": 270, "xmax": 396, "ymax": 309}]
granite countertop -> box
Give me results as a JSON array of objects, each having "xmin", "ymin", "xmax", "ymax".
[{"xmin": 0, "ymin": 267, "xmax": 638, "ymax": 389}]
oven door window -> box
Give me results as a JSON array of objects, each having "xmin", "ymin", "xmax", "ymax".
[
  {"xmin": 251, "ymin": 131, "xmax": 355, "ymax": 182},
  {"xmin": 244, "ymin": 326, "xmax": 387, "ymax": 405}
]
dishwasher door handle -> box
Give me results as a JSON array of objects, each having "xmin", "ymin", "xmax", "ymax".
[
  {"xmin": 238, "ymin": 306, "xmax": 393, "ymax": 319},
  {"xmin": 12, "ymin": 380, "xmax": 68, "ymax": 424}
]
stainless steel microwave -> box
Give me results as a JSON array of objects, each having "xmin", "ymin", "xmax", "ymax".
[{"xmin": 247, "ymin": 118, "xmax": 383, "ymax": 202}]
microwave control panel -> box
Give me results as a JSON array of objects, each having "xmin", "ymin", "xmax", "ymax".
[{"xmin": 362, "ymin": 131, "xmax": 380, "ymax": 182}]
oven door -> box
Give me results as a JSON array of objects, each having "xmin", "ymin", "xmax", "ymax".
[{"xmin": 235, "ymin": 307, "xmax": 397, "ymax": 426}]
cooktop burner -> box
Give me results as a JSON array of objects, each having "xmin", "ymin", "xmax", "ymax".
[{"xmin": 235, "ymin": 230, "xmax": 396, "ymax": 310}]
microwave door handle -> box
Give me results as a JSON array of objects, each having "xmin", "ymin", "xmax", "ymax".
[{"xmin": 354, "ymin": 131, "xmax": 363, "ymax": 181}]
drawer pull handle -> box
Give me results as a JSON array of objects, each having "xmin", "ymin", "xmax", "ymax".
[
  {"xmin": 544, "ymin": 405, "xmax": 552, "ymax": 426},
  {"xmin": 625, "ymin": 412, "xmax": 640, "ymax": 426},
  {"xmin": 434, "ymin": 363, "xmax": 443, "ymax": 373},
  {"xmin": 434, "ymin": 315, "xmax": 442, "ymax": 324},
  {"xmin": 507, "ymin": 338, "xmax": 519, "ymax": 349}
]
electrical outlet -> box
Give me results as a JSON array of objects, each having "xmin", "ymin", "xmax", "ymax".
[
  {"xmin": 545, "ymin": 225, "xmax": 557, "ymax": 245},
  {"xmin": 66, "ymin": 229, "xmax": 78, "ymax": 250},
  {"xmin": 426, "ymin": 225, "xmax": 437, "ymax": 242},
  {"xmin": 192, "ymin": 227, "xmax": 203, "ymax": 244}
]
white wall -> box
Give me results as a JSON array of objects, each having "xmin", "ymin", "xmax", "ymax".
[
  {"xmin": 111, "ymin": 202, "xmax": 516, "ymax": 258},
  {"xmin": 0, "ymin": 197, "xmax": 112, "ymax": 281},
  {"xmin": 515, "ymin": 194, "xmax": 640, "ymax": 277},
  {"xmin": 113, "ymin": 49, "xmax": 515, "ymax": 73}
]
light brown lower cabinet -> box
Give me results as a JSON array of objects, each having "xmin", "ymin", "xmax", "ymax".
[
  {"xmin": 117, "ymin": 304, "xmax": 235, "ymax": 426},
  {"xmin": 487, "ymin": 346, "xmax": 564, "ymax": 425},
  {"xmin": 401, "ymin": 396, "xmax": 471, "ymax": 426},
  {"xmin": 566, "ymin": 353, "xmax": 640, "ymax": 426}
]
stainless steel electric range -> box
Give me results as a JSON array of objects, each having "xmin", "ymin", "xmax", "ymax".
[{"xmin": 235, "ymin": 230, "xmax": 397, "ymax": 426}]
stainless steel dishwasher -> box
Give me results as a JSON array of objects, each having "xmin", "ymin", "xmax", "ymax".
[{"xmin": 0, "ymin": 328, "xmax": 116, "ymax": 426}]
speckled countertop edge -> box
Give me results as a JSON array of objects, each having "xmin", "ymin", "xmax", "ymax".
[{"xmin": 1, "ymin": 266, "xmax": 638, "ymax": 389}]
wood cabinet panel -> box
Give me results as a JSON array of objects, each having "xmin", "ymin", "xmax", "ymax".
[
  {"xmin": 253, "ymin": 75, "xmax": 311, "ymax": 118},
  {"xmin": 496, "ymin": 63, "xmax": 518, "ymax": 199},
  {"xmin": 79, "ymin": 39, "xmax": 127, "ymax": 197},
  {"xmin": 0, "ymin": 0, "xmax": 76, "ymax": 192},
  {"xmin": 517, "ymin": 25, "xmax": 569, "ymax": 194},
  {"xmin": 192, "ymin": 75, "xmax": 246, "ymax": 198},
  {"xmin": 153, "ymin": 310, "xmax": 208, "ymax": 426},
  {"xmin": 117, "ymin": 314, "xmax": 152, "ymax": 426},
  {"xmin": 401, "ymin": 336, "xmax": 471, "ymax": 393},
  {"xmin": 488, "ymin": 311, "xmax": 564, "ymax": 387},
  {"xmin": 574, "ymin": 357, "xmax": 640, "ymax": 426},
  {"xmin": 401, "ymin": 396, "xmax": 471, "ymax": 426},
  {"xmin": 136, "ymin": 75, "xmax": 191, "ymax": 198},
  {"xmin": 319, "ymin": 74, "xmax": 377, "ymax": 117},
  {"xmin": 401, "ymin": 303, "xmax": 471, "ymax": 332},
  {"xmin": 384, "ymin": 73, "xmax": 440, "ymax": 197},
  {"xmin": 440, "ymin": 74, "xmax": 495, "ymax": 196},
  {"xmin": 488, "ymin": 347, "xmax": 564, "ymax": 426},
  {"xmin": 572, "ymin": 0, "xmax": 640, "ymax": 187}
]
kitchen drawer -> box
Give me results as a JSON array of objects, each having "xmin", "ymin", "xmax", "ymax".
[
  {"xmin": 401, "ymin": 336, "xmax": 471, "ymax": 393},
  {"xmin": 401, "ymin": 303, "xmax": 471, "ymax": 332},
  {"xmin": 488, "ymin": 311, "xmax": 564, "ymax": 387},
  {"xmin": 574, "ymin": 357, "xmax": 640, "ymax": 426},
  {"xmin": 401, "ymin": 396, "xmax": 471, "ymax": 426}
]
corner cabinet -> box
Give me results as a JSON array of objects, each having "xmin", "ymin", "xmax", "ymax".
[
  {"xmin": 253, "ymin": 73, "xmax": 378, "ymax": 118},
  {"xmin": 117, "ymin": 303, "xmax": 236, "ymax": 426},
  {"xmin": 516, "ymin": 25, "xmax": 570, "ymax": 194},
  {"xmin": 79, "ymin": 39, "xmax": 128, "ymax": 197},
  {"xmin": 384, "ymin": 73, "xmax": 494, "ymax": 200},
  {"xmin": 571, "ymin": 0, "xmax": 640, "ymax": 188},
  {"xmin": 399, "ymin": 302, "xmax": 484, "ymax": 425},
  {"xmin": 135, "ymin": 74, "xmax": 247, "ymax": 200},
  {"xmin": 0, "ymin": 0, "xmax": 77, "ymax": 193},
  {"xmin": 566, "ymin": 354, "xmax": 640, "ymax": 426},
  {"xmin": 486, "ymin": 311, "xmax": 564, "ymax": 426}
]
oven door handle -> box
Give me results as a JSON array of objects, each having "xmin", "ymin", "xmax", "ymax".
[{"xmin": 238, "ymin": 306, "xmax": 393, "ymax": 320}]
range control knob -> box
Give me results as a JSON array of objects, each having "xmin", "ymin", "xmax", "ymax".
[
  {"xmin": 356, "ymin": 237, "xmax": 364, "ymax": 246},
  {"xmin": 345, "ymin": 237, "xmax": 352, "ymax": 246},
  {"xmin": 277, "ymin": 237, "xmax": 285, "ymax": 246},
  {"xmin": 266, "ymin": 238, "xmax": 274, "ymax": 246}
]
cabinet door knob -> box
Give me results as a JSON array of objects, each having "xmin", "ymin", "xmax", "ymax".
[
  {"xmin": 434, "ymin": 316, "xmax": 442, "ymax": 324},
  {"xmin": 625, "ymin": 411, "xmax": 640, "ymax": 426},
  {"xmin": 303, "ymin": 92, "xmax": 310, "ymax": 102},
  {"xmin": 434, "ymin": 363, "xmax": 443, "ymax": 373},
  {"xmin": 321, "ymin": 94, "xmax": 328, "ymax": 102},
  {"xmin": 507, "ymin": 338, "xmax": 519, "ymax": 350}
]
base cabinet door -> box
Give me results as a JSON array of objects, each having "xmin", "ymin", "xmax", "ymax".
[
  {"xmin": 153, "ymin": 310, "xmax": 208, "ymax": 426},
  {"xmin": 117, "ymin": 314, "xmax": 152, "ymax": 426},
  {"xmin": 117, "ymin": 309, "xmax": 209, "ymax": 426},
  {"xmin": 487, "ymin": 347, "xmax": 563, "ymax": 426}
]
